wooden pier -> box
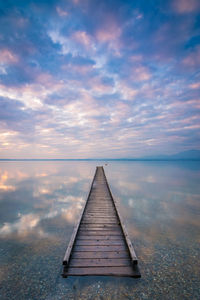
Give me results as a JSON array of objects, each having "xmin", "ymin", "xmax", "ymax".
[{"xmin": 62, "ymin": 166, "xmax": 141, "ymax": 277}]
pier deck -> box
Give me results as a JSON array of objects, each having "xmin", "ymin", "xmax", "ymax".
[{"xmin": 62, "ymin": 166, "xmax": 140, "ymax": 277}]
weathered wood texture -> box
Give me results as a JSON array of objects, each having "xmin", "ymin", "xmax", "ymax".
[{"xmin": 62, "ymin": 166, "xmax": 140, "ymax": 278}]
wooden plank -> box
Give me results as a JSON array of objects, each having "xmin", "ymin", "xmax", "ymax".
[
  {"xmin": 84, "ymin": 213, "xmax": 117, "ymax": 216},
  {"xmin": 81, "ymin": 220, "xmax": 118, "ymax": 223},
  {"xmin": 79, "ymin": 228, "xmax": 121, "ymax": 233},
  {"xmin": 75, "ymin": 239, "xmax": 125, "ymax": 246},
  {"xmin": 79, "ymin": 224, "xmax": 122, "ymax": 230},
  {"xmin": 79, "ymin": 227, "xmax": 121, "ymax": 232},
  {"xmin": 82, "ymin": 216, "xmax": 117, "ymax": 220},
  {"xmin": 86, "ymin": 207, "xmax": 114, "ymax": 210},
  {"xmin": 83, "ymin": 215, "xmax": 117, "ymax": 219},
  {"xmin": 81, "ymin": 221, "xmax": 118, "ymax": 224},
  {"xmin": 76, "ymin": 235, "xmax": 123, "ymax": 240},
  {"xmin": 79, "ymin": 227, "xmax": 122, "ymax": 231},
  {"xmin": 79, "ymin": 225, "xmax": 121, "ymax": 230},
  {"xmin": 66, "ymin": 266, "xmax": 141, "ymax": 277},
  {"xmin": 86, "ymin": 207, "xmax": 115, "ymax": 210},
  {"xmin": 83, "ymin": 216, "xmax": 116, "ymax": 218},
  {"xmin": 80, "ymin": 223, "xmax": 120, "ymax": 227},
  {"xmin": 83, "ymin": 213, "xmax": 117, "ymax": 217},
  {"xmin": 86, "ymin": 204, "xmax": 113, "ymax": 206},
  {"xmin": 85, "ymin": 210, "xmax": 115, "ymax": 214},
  {"xmin": 70, "ymin": 258, "xmax": 130, "ymax": 267},
  {"xmin": 73, "ymin": 244, "xmax": 127, "ymax": 252},
  {"xmin": 71, "ymin": 251, "xmax": 130, "ymax": 259},
  {"xmin": 78, "ymin": 230, "xmax": 123, "ymax": 236}
]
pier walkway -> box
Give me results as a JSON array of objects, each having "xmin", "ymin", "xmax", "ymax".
[{"xmin": 62, "ymin": 166, "xmax": 140, "ymax": 277}]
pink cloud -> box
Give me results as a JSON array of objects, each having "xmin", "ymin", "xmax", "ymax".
[
  {"xmin": 133, "ymin": 66, "xmax": 151, "ymax": 81},
  {"xmin": 62, "ymin": 63, "xmax": 94, "ymax": 75},
  {"xmin": 117, "ymin": 82, "xmax": 138, "ymax": 100},
  {"xmin": 72, "ymin": 0, "xmax": 80, "ymax": 4},
  {"xmin": 97, "ymin": 29, "xmax": 119, "ymax": 43},
  {"xmin": 36, "ymin": 73, "xmax": 64, "ymax": 91},
  {"xmin": 0, "ymin": 49, "xmax": 18, "ymax": 64},
  {"xmin": 88, "ymin": 77, "xmax": 114, "ymax": 95},
  {"xmin": 72, "ymin": 31, "xmax": 92, "ymax": 49},
  {"xmin": 183, "ymin": 46, "xmax": 200, "ymax": 68},
  {"xmin": 185, "ymin": 99, "xmax": 200, "ymax": 109},
  {"xmin": 56, "ymin": 6, "xmax": 69, "ymax": 17},
  {"xmin": 129, "ymin": 55, "xmax": 143, "ymax": 63},
  {"xmin": 189, "ymin": 82, "xmax": 200, "ymax": 89},
  {"xmin": 95, "ymin": 18, "xmax": 122, "ymax": 55},
  {"xmin": 109, "ymin": 102, "xmax": 130, "ymax": 125},
  {"xmin": 16, "ymin": 17, "xmax": 28, "ymax": 28},
  {"xmin": 172, "ymin": 0, "xmax": 200, "ymax": 14},
  {"xmin": 163, "ymin": 99, "xmax": 200, "ymax": 112}
]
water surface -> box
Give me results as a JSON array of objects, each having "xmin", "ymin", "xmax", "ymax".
[{"xmin": 0, "ymin": 161, "xmax": 199, "ymax": 299}]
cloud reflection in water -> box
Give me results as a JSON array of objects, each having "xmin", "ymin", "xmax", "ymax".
[{"xmin": 0, "ymin": 161, "xmax": 95, "ymax": 241}]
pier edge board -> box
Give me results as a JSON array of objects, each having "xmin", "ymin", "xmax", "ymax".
[
  {"xmin": 101, "ymin": 167, "xmax": 138, "ymax": 265},
  {"xmin": 62, "ymin": 167, "xmax": 98, "ymax": 266}
]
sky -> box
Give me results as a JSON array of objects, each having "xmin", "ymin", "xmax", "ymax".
[{"xmin": 0, "ymin": 0, "xmax": 200, "ymax": 159}]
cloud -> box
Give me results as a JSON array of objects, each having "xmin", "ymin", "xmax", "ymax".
[
  {"xmin": 0, "ymin": 194, "xmax": 84, "ymax": 238},
  {"xmin": 182, "ymin": 45, "xmax": 200, "ymax": 69},
  {"xmin": 0, "ymin": 49, "xmax": 18, "ymax": 64},
  {"xmin": 172, "ymin": 0, "xmax": 200, "ymax": 14},
  {"xmin": 0, "ymin": 96, "xmax": 36, "ymax": 134},
  {"xmin": 0, "ymin": 213, "xmax": 41, "ymax": 237},
  {"xmin": 56, "ymin": 6, "xmax": 69, "ymax": 17},
  {"xmin": 189, "ymin": 82, "xmax": 200, "ymax": 89},
  {"xmin": 0, "ymin": 170, "xmax": 16, "ymax": 191},
  {"xmin": 72, "ymin": 30, "xmax": 93, "ymax": 49},
  {"xmin": 131, "ymin": 66, "xmax": 151, "ymax": 81}
]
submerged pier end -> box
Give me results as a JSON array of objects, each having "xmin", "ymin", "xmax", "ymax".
[{"xmin": 62, "ymin": 166, "xmax": 141, "ymax": 277}]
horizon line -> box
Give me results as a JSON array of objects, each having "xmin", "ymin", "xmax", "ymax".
[{"xmin": 0, "ymin": 158, "xmax": 199, "ymax": 161}]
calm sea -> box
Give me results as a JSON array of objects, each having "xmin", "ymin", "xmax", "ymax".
[{"xmin": 0, "ymin": 161, "xmax": 199, "ymax": 299}]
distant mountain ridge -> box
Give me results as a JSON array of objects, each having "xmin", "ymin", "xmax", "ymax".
[{"xmin": 141, "ymin": 150, "xmax": 200, "ymax": 160}]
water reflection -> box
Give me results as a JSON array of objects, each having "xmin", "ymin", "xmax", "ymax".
[
  {"xmin": 0, "ymin": 162, "xmax": 95, "ymax": 238},
  {"xmin": 0, "ymin": 161, "xmax": 199, "ymax": 299}
]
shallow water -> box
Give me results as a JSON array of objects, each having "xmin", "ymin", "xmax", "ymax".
[{"xmin": 0, "ymin": 161, "xmax": 199, "ymax": 299}]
